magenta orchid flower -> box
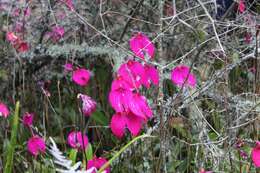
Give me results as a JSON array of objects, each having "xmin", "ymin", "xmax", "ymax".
[
  {"xmin": 126, "ymin": 92, "xmax": 152, "ymax": 120},
  {"xmin": 130, "ymin": 33, "xmax": 155, "ymax": 59},
  {"xmin": 109, "ymin": 77, "xmax": 134, "ymax": 112},
  {"xmin": 22, "ymin": 112, "xmax": 34, "ymax": 126},
  {"xmin": 67, "ymin": 131, "xmax": 88, "ymax": 150},
  {"xmin": 27, "ymin": 136, "xmax": 46, "ymax": 157},
  {"xmin": 0, "ymin": 102, "xmax": 9, "ymax": 118},
  {"xmin": 141, "ymin": 64, "xmax": 159, "ymax": 88},
  {"xmin": 87, "ymin": 156, "xmax": 110, "ymax": 173},
  {"xmin": 199, "ymin": 168, "xmax": 213, "ymax": 173},
  {"xmin": 50, "ymin": 26, "xmax": 65, "ymax": 42},
  {"xmin": 171, "ymin": 65, "xmax": 196, "ymax": 88},
  {"xmin": 6, "ymin": 32, "xmax": 18, "ymax": 43},
  {"xmin": 110, "ymin": 111, "xmax": 144, "ymax": 138},
  {"xmin": 16, "ymin": 41, "xmax": 29, "ymax": 52},
  {"xmin": 72, "ymin": 68, "xmax": 91, "ymax": 86},
  {"xmin": 251, "ymin": 141, "xmax": 260, "ymax": 167},
  {"xmin": 117, "ymin": 60, "xmax": 145, "ymax": 89},
  {"xmin": 64, "ymin": 63, "xmax": 73, "ymax": 71},
  {"xmin": 238, "ymin": 0, "xmax": 245, "ymax": 13},
  {"xmin": 78, "ymin": 93, "xmax": 97, "ymax": 116}
]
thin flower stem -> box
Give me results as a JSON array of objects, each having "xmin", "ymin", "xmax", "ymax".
[{"xmin": 97, "ymin": 134, "xmax": 155, "ymax": 173}]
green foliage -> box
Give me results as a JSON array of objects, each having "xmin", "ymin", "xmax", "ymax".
[{"xmin": 4, "ymin": 102, "xmax": 20, "ymax": 173}]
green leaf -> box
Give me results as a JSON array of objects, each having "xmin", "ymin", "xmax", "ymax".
[
  {"xmin": 4, "ymin": 102, "xmax": 20, "ymax": 173},
  {"xmin": 91, "ymin": 110, "xmax": 108, "ymax": 126},
  {"xmin": 69, "ymin": 149, "xmax": 78, "ymax": 165},
  {"xmin": 85, "ymin": 144, "xmax": 93, "ymax": 161}
]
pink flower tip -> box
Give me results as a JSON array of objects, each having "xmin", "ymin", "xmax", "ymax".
[
  {"xmin": 22, "ymin": 112, "xmax": 34, "ymax": 126},
  {"xmin": 78, "ymin": 93, "xmax": 97, "ymax": 116},
  {"xmin": 67, "ymin": 131, "xmax": 88, "ymax": 150},
  {"xmin": 27, "ymin": 136, "xmax": 46, "ymax": 157},
  {"xmin": 251, "ymin": 141, "xmax": 260, "ymax": 168},
  {"xmin": 171, "ymin": 65, "xmax": 197, "ymax": 88},
  {"xmin": 87, "ymin": 156, "xmax": 110, "ymax": 173},
  {"xmin": 72, "ymin": 68, "xmax": 91, "ymax": 86},
  {"xmin": 0, "ymin": 102, "xmax": 10, "ymax": 118},
  {"xmin": 129, "ymin": 33, "xmax": 155, "ymax": 59},
  {"xmin": 238, "ymin": 0, "xmax": 245, "ymax": 13},
  {"xmin": 64, "ymin": 63, "xmax": 74, "ymax": 71}
]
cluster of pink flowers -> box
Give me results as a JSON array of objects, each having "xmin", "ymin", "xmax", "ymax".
[
  {"xmin": 6, "ymin": 32, "xmax": 29, "ymax": 52},
  {"xmin": 109, "ymin": 33, "xmax": 159, "ymax": 138}
]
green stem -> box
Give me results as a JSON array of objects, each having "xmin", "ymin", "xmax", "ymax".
[
  {"xmin": 4, "ymin": 101, "xmax": 20, "ymax": 173},
  {"xmin": 97, "ymin": 134, "xmax": 155, "ymax": 173}
]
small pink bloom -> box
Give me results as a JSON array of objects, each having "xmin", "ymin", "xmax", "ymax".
[
  {"xmin": 0, "ymin": 102, "xmax": 10, "ymax": 118},
  {"xmin": 22, "ymin": 112, "xmax": 34, "ymax": 126},
  {"xmin": 129, "ymin": 33, "xmax": 155, "ymax": 59},
  {"xmin": 171, "ymin": 65, "xmax": 196, "ymax": 88},
  {"xmin": 109, "ymin": 87, "xmax": 132, "ymax": 113},
  {"xmin": 24, "ymin": 7, "xmax": 31, "ymax": 17},
  {"xmin": 238, "ymin": 0, "xmax": 245, "ymax": 13},
  {"xmin": 12, "ymin": 8, "xmax": 20, "ymax": 17},
  {"xmin": 67, "ymin": 131, "xmax": 88, "ymax": 150},
  {"xmin": 78, "ymin": 93, "xmax": 97, "ymax": 116},
  {"xmin": 110, "ymin": 111, "xmax": 143, "ymax": 138},
  {"xmin": 240, "ymin": 150, "xmax": 248, "ymax": 159},
  {"xmin": 126, "ymin": 92, "xmax": 152, "ymax": 120},
  {"xmin": 60, "ymin": 0, "xmax": 74, "ymax": 11},
  {"xmin": 27, "ymin": 136, "xmax": 46, "ymax": 157},
  {"xmin": 87, "ymin": 156, "xmax": 110, "ymax": 173},
  {"xmin": 249, "ymin": 67, "xmax": 256, "ymax": 74},
  {"xmin": 117, "ymin": 60, "xmax": 145, "ymax": 89},
  {"xmin": 72, "ymin": 68, "xmax": 91, "ymax": 86},
  {"xmin": 51, "ymin": 26, "xmax": 65, "ymax": 41},
  {"xmin": 199, "ymin": 168, "xmax": 213, "ymax": 173},
  {"xmin": 17, "ymin": 42, "xmax": 29, "ymax": 52},
  {"xmin": 64, "ymin": 63, "xmax": 73, "ymax": 71},
  {"xmin": 245, "ymin": 32, "xmax": 252, "ymax": 44},
  {"xmin": 141, "ymin": 65, "xmax": 159, "ymax": 88},
  {"xmin": 251, "ymin": 141, "xmax": 260, "ymax": 167},
  {"xmin": 6, "ymin": 32, "xmax": 19, "ymax": 43}
]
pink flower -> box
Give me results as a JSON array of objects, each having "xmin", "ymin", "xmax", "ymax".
[
  {"xmin": 67, "ymin": 131, "xmax": 88, "ymax": 150},
  {"xmin": 238, "ymin": 0, "xmax": 245, "ymax": 13},
  {"xmin": 126, "ymin": 92, "xmax": 152, "ymax": 120},
  {"xmin": 6, "ymin": 32, "xmax": 19, "ymax": 43},
  {"xmin": 0, "ymin": 102, "xmax": 10, "ymax": 118},
  {"xmin": 245, "ymin": 32, "xmax": 252, "ymax": 44},
  {"xmin": 60, "ymin": 0, "xmax": 74, "ymax": 11},
  {"xmin": 110, "ymin": 111, "xmax": 144, "ymax": 138},
  {"xmin": 141, "ymin": 65, "xmax": 159, "ymax": 88},
  {"xmin": 109, "ymin": 77, "xmax": 134, "ymax": 112},
  {"xmin": 64, "ymin": 63, "xmax": 73, "ymax": 71},
  {"xmin": 129, "ymin": 33, "xmax": 155, "ymax": 59},
  {"xmin": 117, "ymin": 60, "xmax": 145, "ymax": 89},
  {"xmin": 16, "ymin": 42, "xmax": 29, "ymax": 52},
  {"xmin": 251, "ymin": 141, "xmax": 260, "ymax": 167},
  {"xmin": 50, "ymin": 26, "xmax": 65, "ymax": 42},
  {"xmin": 199, "ymin": 168, "xmax": 212, "ymax": 173},
  {"xmin": 78, "ymin": 93, "xmax": 97, "ymax": 116},
  {"xmin": 171, "ymin": 65, "xmax": 196, "ymax": 88},
  {"xmin": 22, "ymin": 112, "xmax": 34, "ymax": 126},
  {"xmin": 87, "ymin": 156, "xmax": 110, "ymax": 173},
  {"xmin": 72, "ymin": 68, "xmax": 91, "ymax": 86},
  {"xmin": 27, "ymin": 136, "xmax": 46, "ymax": 157}
]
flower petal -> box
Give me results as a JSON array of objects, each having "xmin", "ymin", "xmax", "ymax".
[{"xmin": 110, "ymin": 113, "xmax": 127, "ymax": 138}]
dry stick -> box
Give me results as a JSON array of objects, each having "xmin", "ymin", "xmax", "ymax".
[
  {"xmin": 197, "ymin": 0, "xmax": 225, "ymax": 55},
  {"xmin": 118, "ymin": 0, "xmax": 145, "ymax": 42},
  {"xmin": 156, "ymin": 1, "xmax": 166, "ymax": 173}
]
